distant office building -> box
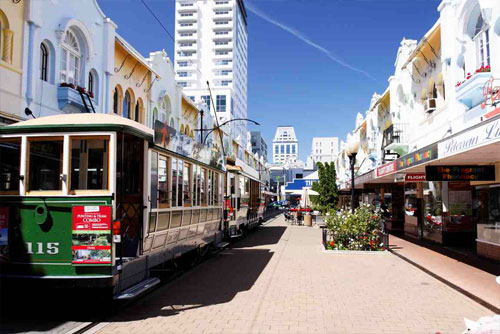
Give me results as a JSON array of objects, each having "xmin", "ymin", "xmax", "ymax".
[
  {"xmin": 251, "ymin": 131, "xmax": 268, "ymax": 162},
  {"xmin": 174, "ymin": 0, "xmax": 248, "ymax": 143},
  {"xmin": 272, "ymin": 126, "xmax": 298, "ymax": 164},
  {"xmin": 309, "ymin": 137, "xmax": 338, "ymax": 165}
]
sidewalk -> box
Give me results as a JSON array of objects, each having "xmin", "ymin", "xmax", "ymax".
[
  {"xmin": 94, "ymin": 216, "xmax": 494, "ymax": 334},
  {"xmin": 388, "ymin": 234, "xmax": 500, "ymax": 312}
]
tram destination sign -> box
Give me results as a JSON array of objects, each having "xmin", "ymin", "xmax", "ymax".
[
  {"xmin": 72, "ymin": 206, "xmax": 112, "ymax": 265},
  {"xmin": 425, "ymin": 166, "xmax": 496, "ymax": 181},
  {"xmin": 154, "ymin": 120, "xmax": 224, "ymax": 170}
]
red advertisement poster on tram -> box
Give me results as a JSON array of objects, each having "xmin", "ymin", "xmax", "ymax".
[
  {"xmin": 0, "ymin": 207, "xmax": 9, "ymax": 263},
  {"xmin": 71, "ymin": 206, "xmax": 112, "ymax": 264}
]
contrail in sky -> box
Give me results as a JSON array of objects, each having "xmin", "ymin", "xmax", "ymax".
[{"xmin": 245, "ymin": 2, "xmax": 375, "ymax": 80}]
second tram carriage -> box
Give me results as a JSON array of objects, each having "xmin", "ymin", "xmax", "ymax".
[{"xmin": 0, "ymin": 114, "xmax": 265, "ymax": 297}]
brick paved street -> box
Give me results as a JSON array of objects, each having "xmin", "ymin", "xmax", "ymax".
[{"xmin": 94, "ymin": 215, "xmax": 494, "ymax": 334}]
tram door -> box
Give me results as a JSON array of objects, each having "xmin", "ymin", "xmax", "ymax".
[{"xmin": 116, "ymin": 133, "xmax": 144, "ymax": 258}]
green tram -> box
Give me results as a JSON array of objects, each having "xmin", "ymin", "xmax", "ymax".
[{"xmin": 0, "ymin": 114, "xmax": 228, "ymax": 297}]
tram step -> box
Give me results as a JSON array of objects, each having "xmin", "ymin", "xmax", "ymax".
[
  {"xmin": 114, "ymin": 277, "xmax": 160, "ymax": 300},
  {"xmin": 229, "ymin": 233, "xmax": 243, "ymax": 238},
  {"xmin": 215, "ymin": 242, "xmax": 229, "ymax": 249}
]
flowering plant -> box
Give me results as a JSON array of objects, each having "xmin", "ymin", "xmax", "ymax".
[
  {"xmin": 76, "ymin": 86, "xmax": 86, "ymax": 94},
  {"xmin": 325, "ymin": 203, "xmax": 386, "ymax": 251},
  {"xmin": 89, "ymin": 91, "xmax": 94, "ymax": 99},
  {"xmin": 456, "ymin": 66, "xmax": 491, "ymax": 87},
  {"xmin": 60, "ymin": 82, "xmax": 76, "ymax": 89}
]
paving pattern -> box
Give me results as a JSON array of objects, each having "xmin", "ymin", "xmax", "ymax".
[{"xmin": 95, "ymin": 215, "xmax": 494, "ymax": 334}]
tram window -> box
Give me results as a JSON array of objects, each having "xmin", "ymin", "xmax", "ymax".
[
  {"xmin": 70, "ymin": 138, "xmax": 109, "ymax": 191},
  {"xmin": 0, "ymin": 139, "xmax": 21, "ymax": 193},
  {"xmin": 208, "ymin": 171, "xmax": 213, "ymax": 206},
  {"xmin": 158, "ymin": 156, "xmax": 169, "ymax": 208},
  {"xmin": 150, "ymin": 152, "xmax": 158, "ymax": 209},
  {"xmin": 148, "ymin": 213, "xmax": 157, "ymax": 233},
  {"xmin": 193, "ymin": 165, "xmax": 198, "ymax": 206},
  {"xmin": 201, "ymin": 168, "xmax": 206, "ymax": 206},
  {"xmin": 183, "ymin": 163, "xmax": 192, "ymax": 206},
  {"xmin": 196, "ymin": 166, "xmax": 202, "ymax": 206},
  {"xmin": 177, "ymin": 160, "xmax": 183, "ymax": 207},
  {"xmin": 172, "ymin": 158, "xmax": 178, "ymax": 207},
  {"xmin": 28, "ymin": 138, "xmax": 63, "ymax": 191}
]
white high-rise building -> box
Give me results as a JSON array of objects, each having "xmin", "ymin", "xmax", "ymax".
[
  {"xmin": 174, "ymin": 0, "xmax": 248, "ymax": 143},
  {"xmin": 272, "ymin": 126, "xmax": 299, "ymax": 164},
  {"xmin": 309, "ymin": 137, "xmax": 339, "ymax": 164}
]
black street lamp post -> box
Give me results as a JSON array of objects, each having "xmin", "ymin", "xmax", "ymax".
[
  {"xmin": 346, "ymin": 138, "xmax": 360, "ymax": 214},
  {"xmin": 349, "ymin": 152, "xmax": 357, "ymax": 214}
]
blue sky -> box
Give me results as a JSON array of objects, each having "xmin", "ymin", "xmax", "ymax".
[{"xmin": 98, "ymin": 0, "xmax": 441, "ymax": 161}]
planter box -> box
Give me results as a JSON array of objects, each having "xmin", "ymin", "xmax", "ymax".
[{"xmin": 322, "ymin": 246, "xmax": 389, "ymax": 254}]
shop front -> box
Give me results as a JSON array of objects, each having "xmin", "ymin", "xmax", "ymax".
[{"xmin": 394, "ymin": 116, "xmax": 500, "ymax": 261}]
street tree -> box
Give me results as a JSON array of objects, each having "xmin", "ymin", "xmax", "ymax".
[{"xmin": 312, "ymin": 162, "xmax": 339, "ymax": 212}]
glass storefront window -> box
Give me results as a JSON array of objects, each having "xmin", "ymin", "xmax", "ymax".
[
  {"xmin": 475, "ymin": 186, "xmax": 500, "ymax": 246},
  {"xmin": 0, "ymin": 139, "xmax": 21, "ymax": 193},
  {"xmin": 423, "ymin": 181, "xmax": 443, "ymax": 233},
  {"xmin": 28, "ymin": 138, "xmax": 64, "ymax": 191}
]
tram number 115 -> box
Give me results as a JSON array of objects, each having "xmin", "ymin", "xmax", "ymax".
[{"xmin": 26, "ymin": 242, "xmax": 60, "ymax": 255}]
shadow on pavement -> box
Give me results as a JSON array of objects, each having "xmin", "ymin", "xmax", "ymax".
[
  {"xmin": 108, "ymin": 247, "xmax": 274, "ymax": 322},
  {"xmin": 0, "ymin": 220, "xmax": 283, "ymax": 331},
  {"xmin": 232, "ymin": 225, "xmax": 287, "ymax": 249}
]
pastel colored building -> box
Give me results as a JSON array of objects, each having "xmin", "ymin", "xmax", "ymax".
[
  {"xmin": 0, "ymin": 0, "xmax": 25, "ymax": 124},
  {"xmin": 110, "ymin": 35, "xmax": 154, "ymax": 125},
  {"xmin": 21, "ymin": 0, "xmax": 116, "ymax": 119}
]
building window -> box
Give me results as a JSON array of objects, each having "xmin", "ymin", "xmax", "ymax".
[
  {"xmin": 60, "ymin": 30, "xmax": 81, "ymax": 85},
  {"xmin": 292, "ymin": 145, "xmax": 296, "ymax": 154},
  {"xmin": 280, "ymin": 145, "xmax": 284, "ymax": 154},
  {"xmin": 123, "ymin": 91, "xmax": 132, "ymax": 119},
  {"xmin": 88, "ymin": 71, "xmax": 94, "ymax": 95},
  {"xmin": 201, "ymin": 95, "xmax": 211, "ymax": 111},
  {"xmin": 275, "ymin": 146, "xmax": 278, "ymax": 154},
  {"xmin": 216, "ymin": 95, "xmax": 226, "ymax": 112},
  {"xmin": 40, "ymin": 43, "xmax": 49, "ymax": 81},
  {"xmin": 473, "ymin": 15, "xmax": 490, "ymax": 68},
  {"xmin": 286, "ymin": 145, "xmax": 290, "ymax": 154}
]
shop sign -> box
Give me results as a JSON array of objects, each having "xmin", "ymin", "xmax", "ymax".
[
  {"xmin": 438, "ymin": 119, "xmax": 500, "ymax": 159},
  {"xmin": 376, "ymin": 161, "xmax": 396, "ymax": 177},
  {"xmin": 405, "ymin": 173, "xmax": 426, "ymax": 182},
  {"xmin": 355, "ymin": 170, "xmax": 375, "ymax": 185},
  {"xmin": 154, "ymin": 120, "xmax": 224, "ymax": 170},
  {"xmin": 397, "ymin": 144, "xmax": 437, "ymax": 170},
  {"xmin": 72, "ymin": 206, "xmax": 112, "ymax": 265},
  {"xmin": 0, "ymin": 207, "xmax": 8, "ymax": 263},
  {"xmin": 425, "ymin": 166, "xmax": 496, "ymax": 181}
]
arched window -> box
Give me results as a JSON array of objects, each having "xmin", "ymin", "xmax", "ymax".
[
  {"xmin": 40, "ymin": 43, "xmax": 49, "ymax": 81},
  {"xmin": 60, "ymin": 29, "xmax": 81, "ymax": 85},
  {"xmin": 152, "ymin": 107, "xmax": 158, "ymax": 126},
  {"xmin": 473, "ymin": 14, "xmax": 490, "ymax": 68},
  {"xmin": 113, "ymin": 88, "xmax": 119, "ymax": 114},
  {"xmin": 123, "ymin": 91, "xmax": 131, "ymax": 119},
  {"xmin": 170, "ymin": 117, "xmax": 175, "ymax": 128},
  {"xmin": 88, "ymin": 72, "xmax": 94, "ymax": 95},
  {"xmin": 135, "ymin": 102, "xmax": 140, "ymax": 123}
]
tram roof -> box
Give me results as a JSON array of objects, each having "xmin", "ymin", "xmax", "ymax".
[{"xmin": 1, "ymin": 113, "xmax": 154, "ymax": 139}]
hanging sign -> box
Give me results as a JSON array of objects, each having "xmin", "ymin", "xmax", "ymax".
[
  {"xmin": 376, "ymin": 161, "xmax": 396, "ymax": 177},
  {"xmin": 438, "ymin": 119, "xmax": 500, "ymax": 159},
  {"xmin": 397, "ymin": 144, "xmax": 437, "ymax": 170},
  {"xmin": 154, "ymin": 120, "xmax": 224, "ymax": 170},
  {"xmin": 405, "ymin": 173, "xmax": 426, "ymax": 182},
  {"xmin": 425, "ymin": 166, "xmax": 495, "ymax": 181},
  {"xmin": 72, "ymin": 206, "xmax": 112, "ymax": 264}
]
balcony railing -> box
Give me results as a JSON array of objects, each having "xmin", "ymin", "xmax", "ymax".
[
  {"xmin": 382, "ymin": 123, "xmax": 409, "ymax": 149},
  {"xmin": 456, "ymin": 72, "xmax": 492, "ymax": 110}
]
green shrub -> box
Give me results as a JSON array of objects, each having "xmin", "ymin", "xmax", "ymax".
[{"xmin": 325, "ymin": 203, "xmax": 385, "ymax": 251}]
